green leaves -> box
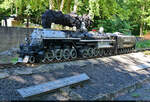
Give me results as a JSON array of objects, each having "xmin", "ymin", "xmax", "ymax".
[
  {"xmin": 89, "ymin": 0, "xmax": 100, "ymax": 19},
  {"xmin": 0, "ymin": 0, "xmax": 150, "ymax": 36},
  {"xmin": 136, "ymin": 40, "xmax": 150, "ymax": 49}
]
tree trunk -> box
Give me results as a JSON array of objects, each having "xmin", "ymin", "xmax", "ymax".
[
  {"xmin": 66, "ymin": 0, "xmax": 72, "ymax": 13},
  {"xmin": 140, "ymin": 23, "xmax": 143, "ymax": 37},
  {"xmin": 4, "ymin": 17, "xmax": 7, "ymax": 27},
  {"xmin": 73, "ymin": 0, "xmax": 78, "ymax": 13},
  {"xmin": 26, "ymin": 17, "xmax": 29, "ymax": 28},
  {"xmin": 56, "ymin": 0, "xmax": 61, "ymax": 10},
  {"xmin": 16, "ymin": 6, "xmax": 18, "ymax": 16},
  {"xmin": 49, "ymin": 0, "xmax": 55, "ymax": 9},
  {"xmin": 60, "ymin": 0, "xmax": 66, "ymax": 11},
  {"xmin": 140, "ymin": 5, "xmax": 145, "ymax": 36}
]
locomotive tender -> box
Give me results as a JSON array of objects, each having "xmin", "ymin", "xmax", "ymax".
[{"xmin": 18, "ymin": 10, "xmax": 136, "ymax": 63}]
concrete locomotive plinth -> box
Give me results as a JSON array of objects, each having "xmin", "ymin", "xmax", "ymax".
[{"xmin": 0, "ymin": 52, "xmax": 150, "ymax": 100}]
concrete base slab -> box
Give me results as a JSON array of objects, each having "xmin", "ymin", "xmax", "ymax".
[{"xmin": 0, "ymin": 52, "xmax": 150, "ymax": 100}]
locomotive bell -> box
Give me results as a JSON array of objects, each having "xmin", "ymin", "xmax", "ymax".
[
  {"xmin": 99, "ymin": 27, "xmax": 104, "ymax": 34},
  {"xmin": 80, "ymin": 22, "xmax": 87, "ymax": 32}
]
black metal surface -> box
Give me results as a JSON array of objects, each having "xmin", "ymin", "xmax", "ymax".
[{"xmin": 41, "ymin": 9, "xmax": 92, "ymax": 30}]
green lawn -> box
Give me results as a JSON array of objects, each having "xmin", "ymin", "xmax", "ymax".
[{"xmin": 136, "ymin": 40, "xmax": 150, "ymax": 49}]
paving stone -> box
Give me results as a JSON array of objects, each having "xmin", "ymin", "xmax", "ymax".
[
  {"xmin": 51, "ymin": 63, "xmax": 65, "ymax": 70},
  {"xmin": 65, "ymin": 62, "xmax": 75, "ymax": 66},
  {"xmin": 77, "ymin": 60, "xmax": 87, "ymax": 67},
  {"xmin": 64, "ymin": 61, "xmax": 87, "ymax": 67},
  {"xmin": 69, "ymin": 91, "xmax": 83, "ymax": 100},
  {"xmin": 129, "ymin": 63, "xmax": 150, "ymax": 71},
  {"xmin": 0, "ymin": 72, "xmax": 9, "ymax": 79},
  {"xmin": 59, "ymin": 87, "xmax": 71, "ymax": 97},
  {"xmin": 88, "ymin": 59, "xmax": 100, "ymax": 65},
  {"xmin": 34, "ymin": 65, "xmax": 52, "ymax": 73},
  {"xmin": 31, "ymin": 63, "xmax": 65, "ymax": 74},
  {"xmin": 92, "ymin": 93, "xmax": 107, "ymax": 100},
  {"xmin": 13, "ymin": 68, "xmax": 33, "ymax": 75}
]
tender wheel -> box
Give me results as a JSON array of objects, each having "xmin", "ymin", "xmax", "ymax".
[
  {"xmin": 28, "ymin": 56, "xmax": 36, "ymax": 63},
  {"xmin": 93, "ymin": 48, "xmax": 99, "ymax": 57},
  {"xmin": 108, "ymin": 49, "xmax": 112, "ymax": 55},
  {"xmin": 55, "ymin": 49, "xmax": 63, "ymax": 61},
  {"xmin": 70, "ymin": 48, "xmax": 77, "ymax": 59},
  {"xmin": 82, "ymin": 49, "xmax": 88, "ymax": 58},
  {"xmin": 88, "ymin": 48, "xmax": 93, "ymax": 57},
  {"xmin": 120, "ymin": 49, "xmax": 123, "ymax": 54},
  {"xmin": 124, "ymin": 48, "xmax": 127, "ymax": 54},
  {"xmin": 103, "ymin": 49, "xmax": 107, "ymax": 56},
  {"xmin": 123, "ymin": 48, "xmax": 126, "ymax": 54},
  {"xmin": 127, "ymin": 48, "xmax": 129, "ymax": 53},
  {"xmin": 45, "ymin": 50, "xmax": 55, "ymax": 61},
  {"xmin": 99, "ymin": 49, "xmax": 103, "ymax": 56},
  {"xmin": 129, "ymin": 48, "xmax": 132, "ymax": 53},
  {"xmin": 63, "ymin": 49, "xmax": 70, "ymax": 60}
]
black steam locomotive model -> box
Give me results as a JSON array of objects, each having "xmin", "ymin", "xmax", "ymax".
[{"xmin": 18, "ymin": 10, "xmax": 136, "ymax": 63}]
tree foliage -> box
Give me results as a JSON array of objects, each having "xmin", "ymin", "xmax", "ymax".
[{"xmin": 1, "ymin": 0, "xmax": 150, "ymax": 35}]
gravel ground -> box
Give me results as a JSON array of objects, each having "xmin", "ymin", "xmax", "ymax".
[
  {"xmin": 0, "ymin": 52, "xmax": 150, "ymax": 100},
  {"xmin": 115, "ymin": 81, "xmax": 150, "ymax": 100}
]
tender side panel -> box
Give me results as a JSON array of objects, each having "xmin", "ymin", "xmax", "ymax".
[
  {"xmin": 117, "ymin": 36, "xmax": 136, "ymax": 48},
  {"xmin": 79, "ymin": 39, "xmax": 115, "ymax": 48}
]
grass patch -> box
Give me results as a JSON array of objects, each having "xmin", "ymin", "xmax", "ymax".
[
  {"xmin": 11, "ymin": 57, "xmax": 18, "ymax": 64},
  {"xmin": 144, "ymin": 51, "xmax": 150, "ymax": 55},
  {"xmin": 144, "ymin": 88, "xmax": 150, "ymax": 92},
  {"xmin": 1, "ymin": 58, "xmax": 8, "ymax": 62},
  {"xmin": 136, "ymin": 40, "xmax": 150, "ymax": 49},
  {"xmin": 131, "ymin": 93, "xmax": 140, "ymax": 98}
]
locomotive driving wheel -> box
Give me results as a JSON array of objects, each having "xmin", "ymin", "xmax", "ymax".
[
  {"xmin": 28, "ymin": 56, "xmax": 36, "ymax": 63},
  {"xmin": 55, "ymin": 49, "xmax": 63, "ymax": 61},
  {"xmin": 70, "ymin": 48, "xmax": 77, "ymax": 59},
  {"xmin": 93, "ymin": 48, "xmax": 99, "ymax": 57},
  {"xmin": 82, "ymin": 49, "xmax": 88, "ymax": 58},
  {"xmin": 108, "ymin": 49, "xmax": 112, "ymax": 55},
  {"xmin": 99, "ymin": 49, "xmax": 103, "ymax": 56},
  {"xmin": 63, "ymin": 49, "xmax": 70, "ymax": 60},
  {"xmin": 103, "ymin": 49, "xmax": 107, "ymax": 56},
  {"xmin": 88, "ymin": 48, "xmax": 93, "ymax": 57},
  {"xmin": 45, "ymin": 50, "xmax": 55, "ymax": 61}
]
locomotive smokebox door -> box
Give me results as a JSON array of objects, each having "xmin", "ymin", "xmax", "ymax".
[{"xmin": 23, "ymin": 56, "xmax": 30, "ymax": 63}]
